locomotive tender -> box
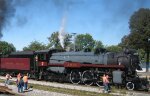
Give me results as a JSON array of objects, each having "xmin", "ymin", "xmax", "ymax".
[{"xmin": 0, "ymin": 48, "xmax": 149, "ymax": 90}]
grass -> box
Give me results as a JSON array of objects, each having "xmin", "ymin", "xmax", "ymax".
[
  {"xmin": 29, "ymin": 83, "xmax": 113, "ymax": 96},
  {"xmin": 0, "ymin": 79, "xmax": 119, "ymax": 96},
  {"xmin": 111, "ymin": 86, "xmax": 126, "ymax": 95}
]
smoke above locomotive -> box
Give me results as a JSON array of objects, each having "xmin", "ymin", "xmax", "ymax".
[{"xmin": 0, "ymin": 0, "xmax": 15, "ymax": 38}]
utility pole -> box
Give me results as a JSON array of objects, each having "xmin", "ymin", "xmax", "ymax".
[{"xmin": 146, "ymin": 38, "xmax": 150, "ymax": 72}]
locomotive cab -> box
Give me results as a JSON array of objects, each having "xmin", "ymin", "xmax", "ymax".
[
  {"xmin": 34, "ymin": 50, "xmax": 50, "ymax": 79},
  {"xmin": 35, "ymin": 50, "xmax": 50, "ymax": 67},
  {"xmin": 34, "ymin": 49, "xmax": 65, "ymax": 80}
]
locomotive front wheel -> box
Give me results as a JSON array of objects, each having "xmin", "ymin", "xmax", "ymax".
[
  {"xmin": 82, "ymin": 70, "xmax": 94, "ymax": 86},
  {"xmin": 126, "ymin": 82, "xmax": 134, "ymax": 90},
  {"xmin": 70, "ymin": 70, "xmax": 81, "ymax": 84}
]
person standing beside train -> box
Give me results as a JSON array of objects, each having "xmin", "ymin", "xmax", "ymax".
[
  {"xmin": 106, "ymin": 74, "xmax": 111, "ymax": 92},
  {"xmin": 5, "ymin": 73, "xmax": 12, "ymax": 86},
  {"xmin": 17, "ymin": 76, "xmax": 24, "ymax": 93},
  {"xmin": 17, "ymin": 73, "xmax": 21, "ymax": 79},
  {"xmin": 23, "ymin": 74, "xmax": 28, "ymax": 90},
  {"xmin": 102, "ymin": 73, "xmax": 108, "ymax": 93}
]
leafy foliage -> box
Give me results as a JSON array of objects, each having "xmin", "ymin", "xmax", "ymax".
[
  {"xmin": 120, "ymin": 8, "xmax": 150, "ymax": 50},
  {"xmin": 105, "ymin": 45, "xmax": 122, "ymax": 52},
  {"xmin": 23, "ymin": 41, "xmax": 47, "ymax": 51},
  {"xmin": 94, "ymin": 40, "xmax": 104, "ymax": 49},
  {"xmin": 63, "ymin": 34, "xmax": 72, "ymax": 49},
  {"xmin": 119, "ymin": 8, "xmax": 150, "ymax": 71},
  {"xmin": 47, "ymin": 32, "xmax": 72, "ymax": 49},
  {"xmin": 137, "ymin": 49, "xmax": 146, "ymax": 62},
  {"xmin": 75, "ymin": 33, "xmax": 95, "ymax": 51},
  {"xmin": 0, "ymin": 41, "xmax": 16, "ymax": 56},
  {"xmin": 47, "ymin": 32, "xmax": 61, "ymax": 49}
]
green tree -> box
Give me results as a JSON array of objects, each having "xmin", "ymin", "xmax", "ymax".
[
  {"xmin": 120, "ymin": 8, "xmax": 150, "ymax": 49},
  {"xmin": 47, "ymin": 32, "xmax": 72, "ymax": 49},
  {"xmin": 23, "ymin": 41, "xmax": 47, "ymax": 51},
  {"xmin": 75, "ymin": 33, "xmax": 95, "ymax": 51},
  {"xmin": 0, "ymin": 41, "xmax": 16, "ymax": 56},
  {"xmin": 137, "ymin": 49, "xmax": 145, "ymax": 62},
  {"xmin": 64, "ymin": 33, "xmax": 72, "ymax": 49},
  {"xmin": 47, "ymin": 32, "xmax": 61, "ymax": 49},
  {"xmin": 120, "ymin": 8, "xmax": 150, "ymax": 72},
  {"xmin": 94, "ymin": 40, "xmax": 104, "ymax": 49},
  {"xmin": 105, "ymin": 45, "xmax": 122, "ymax": 52},
  {"xmin": 119, "ymin": 35, "xmax": 130, "ymax": 47}
]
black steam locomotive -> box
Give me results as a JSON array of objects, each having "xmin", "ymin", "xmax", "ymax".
[{"xmin": 0, "ymin": 48, "xmax": 149, "ymax": 90}]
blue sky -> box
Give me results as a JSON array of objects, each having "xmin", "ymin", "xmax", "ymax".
[{"xmin": 1, "ymin": 0, "xmax": 150, "ymax": 50}]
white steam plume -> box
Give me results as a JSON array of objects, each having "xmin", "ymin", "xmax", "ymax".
[{"xmin": 58, "ymin": 13, "xmax": 67, "ymax": 48}]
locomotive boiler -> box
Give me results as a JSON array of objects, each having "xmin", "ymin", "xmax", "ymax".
[{"xmin": 49, "ymin": 48, "xmax": 140, "ymax": 73}]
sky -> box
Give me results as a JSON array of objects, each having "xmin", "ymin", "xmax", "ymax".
[{"xmin": 1, "ymin": 0, "xmax": 150, "ymax": 50}]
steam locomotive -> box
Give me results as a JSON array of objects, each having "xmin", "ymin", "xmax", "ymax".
[{"xmin": 0, "ymin": 48, "xmax": 149, "ymax": 90}]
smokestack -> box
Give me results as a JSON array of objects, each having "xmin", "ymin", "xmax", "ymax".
[{"xmin": 0, "ymin": 0, "xmax": 15, "ymax": 39}]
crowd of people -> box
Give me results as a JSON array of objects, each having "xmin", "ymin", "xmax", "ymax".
[{"xmin": 5, "ymin": 73, "xmax": 28, "ymax": 93}]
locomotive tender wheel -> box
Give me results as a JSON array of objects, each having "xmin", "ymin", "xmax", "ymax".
[
  {"xmin": 82, "ymin": 70, "xmax": 94, "ymax": 86},
  {"xmin": 126, "ymin": 82, "xmax": 134, "ymax": 90},
  {"xmin": 70, "ymin": 70, "xmax": 81, "ymax": 84}
]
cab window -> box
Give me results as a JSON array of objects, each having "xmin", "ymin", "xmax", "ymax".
[{"xmin": 38, "ymin": 54, "xmax": 47, "ymax": 60}]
